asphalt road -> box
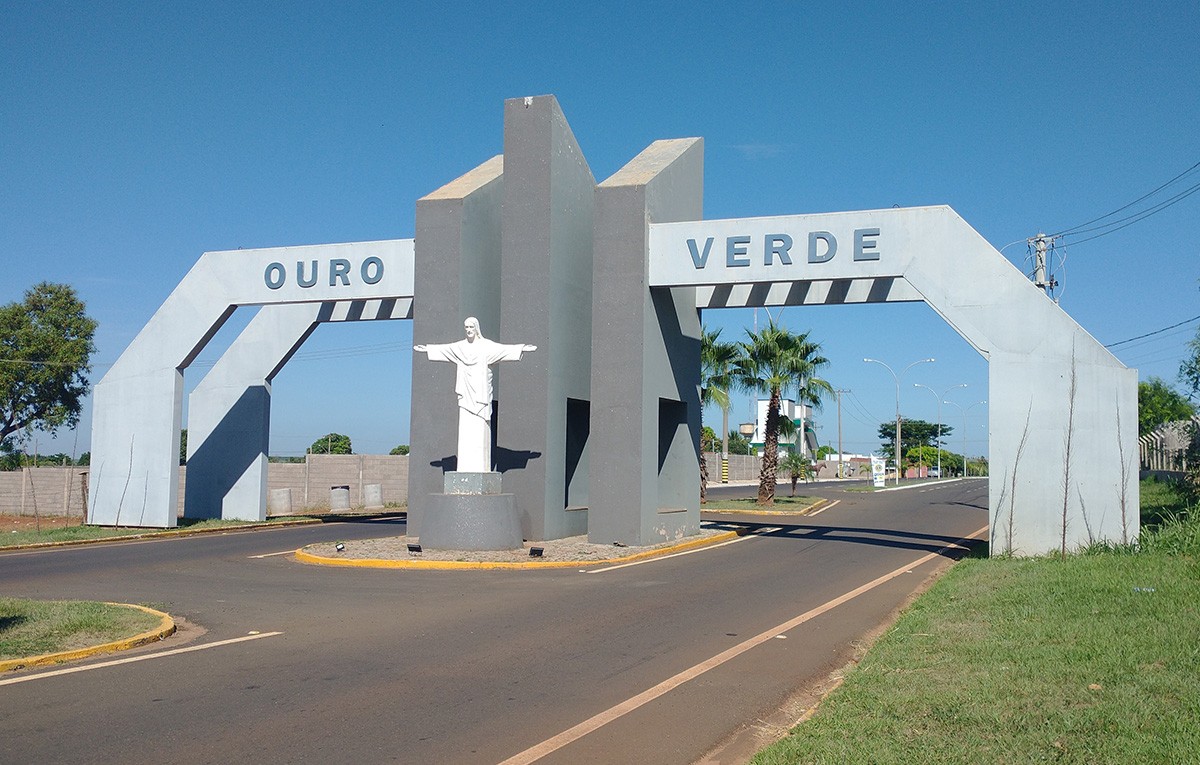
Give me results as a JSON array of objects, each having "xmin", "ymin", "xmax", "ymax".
[{"xmin": 0, "ymin": 479, "xmax": 987, "ymax": 764}]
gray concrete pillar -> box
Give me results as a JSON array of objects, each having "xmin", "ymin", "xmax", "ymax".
[
  {"xmin": 589, "ymin": 139, "xmax": 704, "ymax": 545},
  {"xmin": 409, "ymin": 156, "xmax": 504, "ymax": 537},
  {"xmin": 496, "ymin": 95, "xmax": 595, "ymax": 541}
]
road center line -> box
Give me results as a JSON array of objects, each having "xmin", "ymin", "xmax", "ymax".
[
  {"xmin": 808, "ymin": 499, "xmax": 840, "ymax": 516},
  {"xmin": 583, "ymin": 528, "xmax": 777, "ymax": 574},
  {"xmin": 0, "ymin": 632, "xmax": 284, "ymax": 687},
  {"xmin": 502, "ymin": 525, "xmax": 988, "ymax": 764},
  {"xmin": 248, "ymin": 550, "xmax": 297, "ymax": 559}
]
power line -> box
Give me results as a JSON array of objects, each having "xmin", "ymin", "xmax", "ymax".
[
  {"xmin": 1050, "ymin": 159, "xmax": 1200, "ymax": 238},
  {"xmin": 1063, "ymin": 181, "xmax": 1200, "ymax": 246},
  {"xmin": 1105, "ymin": 314, "xmax": 1200, "ymax": 348}
]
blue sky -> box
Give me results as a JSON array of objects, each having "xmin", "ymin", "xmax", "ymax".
[{"xmin": 3, "ymin": 1, "xmax": 1198, "ymax": 459}]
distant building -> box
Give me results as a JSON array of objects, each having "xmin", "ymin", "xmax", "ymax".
[{"xmin": 749, "ymin": 399, "xmax": 818, "ymax": 458}]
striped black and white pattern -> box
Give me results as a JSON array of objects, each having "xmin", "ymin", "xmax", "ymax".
[
  {"xmin": 693, "ymin": 277, "xmax": 922, "ymax": 309},
  {"xmin": 315, "ymin": 298, "xmax": 414, "ymax": 323}
]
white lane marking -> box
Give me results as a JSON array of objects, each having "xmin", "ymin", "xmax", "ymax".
[
  {"xmin": 582, "ymin": 528, "xmax": 779, "ymax": 574},
  {"xmin": 247, "ymin": 550, "xmax": 297, "ymax": 559},
  {"xmin": 0, "ymin": 632, "xmax": 284, "ymax": 687},
  {"xmin": 501, "ymin": 525, "xmax": 988, "ymax": 764},
  {"xmin": 808, "ymin": 499, "xmax": 840, "ymax": 517}
]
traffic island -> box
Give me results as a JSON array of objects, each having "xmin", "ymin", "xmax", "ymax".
[
  {"xmin": 295, "ymin": 527, "xmax": 741, "ymax": 570},
  {"xmin": 0, "ymin": 602, "xmax": 176, "ymax": 672},
  {"xmin": 702, "ymin": 497, "xmax": 829, "ymax": 516}
]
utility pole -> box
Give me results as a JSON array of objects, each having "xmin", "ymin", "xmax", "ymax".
[
  {"xmin": 865, "ymin": 358, "xmax": 935, "ymax": 484},
  {"xmin": 1028, "ymin": 232, "xmax": 1061, "ymax": 301},
  {"xmin": 834, "ymin": 389, "xmax": 849, "ymax": 478},
  {"xmin": 721, "ymin": 400, "xmax": 729, "ymax": 484}
]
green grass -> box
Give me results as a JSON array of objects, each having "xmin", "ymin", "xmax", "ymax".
[
  {"xmin": 0, "ymin": 598, "xmax": 162, "ymax": 660},
  {"xmin": 753, "ymin": 478, "xmax": 1200, "ymax": 765},
  {"xmin": 704, "ymin": 495, "xmax": 824, "ymax": 512},
  {"xmin": 0, "ymin": 515, "xmax": 321, "ymax": 548}
]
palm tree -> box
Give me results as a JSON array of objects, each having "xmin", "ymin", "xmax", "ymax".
[
  {"xmin": 781, "ymin": 450, "xmax": 809, "ymax": 496},
  {"xmin": 700, "ymin": 328, "xmax": 739, "ymax": 504},
  {"xmin": 734, "ymin": 320, "xmax": 832, "ymax": 506}
]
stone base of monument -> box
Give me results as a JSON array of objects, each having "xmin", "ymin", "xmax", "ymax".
[{"xmin": 419, "ymin": 471, "xmax": 523, "ymax": 551}]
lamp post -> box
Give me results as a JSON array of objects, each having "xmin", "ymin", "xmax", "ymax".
[
  {"xmin": 864, "ymin": 357, "xmax": 935, "ymax": 484},
  {"xmin": 914, "ymin": 383, "xmax": 967, "ymax": 480},
  {"xmin": 944, "ymin": 399, "xmax": 986, "ymax": 476}
]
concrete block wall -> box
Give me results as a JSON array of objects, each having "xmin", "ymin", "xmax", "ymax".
[
  {"xmin": 265, "ymin": 454, "xmax": 409, "ymax": 513},
  {"xmin": 701, "ymin": 453, "xmax": 762, "ymax": 482},
  {"xmin": 0, "ymin": 454, "xmax": 409, "ymax": 519},
  {"xmin": 0, "ymin": 468, "xmax": 90, "ymax": 518}
]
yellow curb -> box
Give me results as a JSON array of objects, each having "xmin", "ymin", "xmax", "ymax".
[
  {"xmin": 0, "ymin": 603, "xmax": 176, "ymax": 672},
  {"xmin": 0, "ymin": 517, "xmax": 329, "ymax": 551},
  {"xmin": 703, "ymin": 498, "xmax": 828, "ymax": 517},
  {"xmin": 294, "ymin": 529, "xmax": 742, "ymax": 570}
]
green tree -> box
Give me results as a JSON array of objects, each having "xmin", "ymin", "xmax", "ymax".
[
  {"xmin": 781, "ymin": 451, "xmax": 810, "ymax": 496},
  {"xmin": 877, "ymin": 418, "xmax": 952, "ymax": 462},
  {"xmin": 815, "ymin": 444, "xmax": 836, "ymax": 460},
  {"xmin": 390, "ymin": 444, "xmax": 410, "ymax": 455},
  {"xmin": 734, "ymin": 320, "xmax": 831, "ymax": 506},
  {"xmin": 700, "ymin": 426, "xmax": 717, "ymax": 453},
  {"xmin": 0, "ymin": 283, "xmax": 97, "ymax": 443},
  {"xmin": 905, "ymin": 445, "xmax": 959, "ymax": 474},
  {"xmin": 1181, "ymin": 324, "xmax": 1200, "ymax": 400},
  {"xmin": 310, "ymin": 433, "xmax": 352, "ymax": 455},
  {"xmin": 700, "ymin": 328, "xmax": 739, "ymax": 504},
  {"xmin": 726, "ymin": 430, "xmax": 751, "ymax": 455},
  {"xmin": 1138, "ymin": 377, "xmax": 1196, "ymax": 435},
  {"xmin": 179, "ymin": 428, "xmax": 188, "ymax": 465},
  {"xmin": 0, "ymin": 438, "xmax": 20, "ymax": 470},
  {"xmin": 1177, "ymin": 321, "xmax": 1200, "ymax": 490}
]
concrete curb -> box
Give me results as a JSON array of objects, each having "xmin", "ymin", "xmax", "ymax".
[
  {"xmin": 0, "ymin": 517, "xmax": 334, "ymax": 552},
  {"xmin": 294, "ymin": 530, "xmax": 742, "ymax": 570},
  {"xmin": 702, "ymin": 498, "xmax": 829, "ymax": 517},
  {"xmin": 0, "ymin": 603, "xmax": 176, "ymax": 672}
]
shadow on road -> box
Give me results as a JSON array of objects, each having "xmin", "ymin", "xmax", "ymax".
[{"xmin": 705, "ymin": 520, "xmax": 986, "ymax": 559}]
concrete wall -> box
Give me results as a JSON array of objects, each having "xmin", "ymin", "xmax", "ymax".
[
  {"xmin": 0, "ymin": 468, "xmax": 90, "ymax": 518},
  {"xmin": 496, "ymin": 95, "xmax": 596, "ymax": 541},
  {"xmin": 3, "ymin": 455, "xmax": 409, "ymax": 519},
  {"xmin": 702, "ymin": 453, "xmax": 761, "ymax": 482},
  {"xmin": 589, "ymin": 138, "xmax": 704, "ymax": 545}
]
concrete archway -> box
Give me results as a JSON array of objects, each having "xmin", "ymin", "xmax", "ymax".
[
  {"xmin": 646, "ymin": 207, "xmax": 1137, "ymax": 554},
  {"xmin": 88, "ymin": 240, "xmax": 414, "ymax": 527}
]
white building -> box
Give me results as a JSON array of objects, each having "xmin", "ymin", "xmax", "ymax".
[{"xmin": 749, "ymin": 399, "xmax": 817, "ymax": 458}]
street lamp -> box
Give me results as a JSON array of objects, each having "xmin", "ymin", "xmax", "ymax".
[
  {"xmin": 944, "ymin": 399, "xmax": 986, "ymax": 477},
  {"xmin": 864, "ymin": 357, "xmax": 935, "ymax": 484},
  {"xmin": 914, "ymin": 383, "xmax": 967, "ymax": 480}
]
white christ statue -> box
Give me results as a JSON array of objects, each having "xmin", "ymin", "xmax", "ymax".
[{"xmin": 414, "ymin": 317, "xmax": 536, "ymax": 473}]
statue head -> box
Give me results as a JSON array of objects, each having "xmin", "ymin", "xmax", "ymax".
[{"xmin": 464, "ymin": 316, "xmax": 483, "ymax": 341}]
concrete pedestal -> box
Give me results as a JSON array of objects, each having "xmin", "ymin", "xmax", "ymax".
[
  {"xmin": 419, "ymin": 493, "xmax": 523, "ymax": 551},
  {"xmin": 419, "ymin": 470, "xmax": 522, "ymax": 550}
]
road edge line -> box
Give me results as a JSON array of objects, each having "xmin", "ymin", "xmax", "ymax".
[{"xmin": 496, "ymin": 524, "xmax": 989, "ymax": 765}]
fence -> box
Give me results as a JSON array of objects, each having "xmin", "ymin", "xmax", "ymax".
[
  {"xmin": 0, "ymin": 454, "xmax": 410, "ymax": 519},
  {"xmin": 1140, "ymin": 418, "xmax": 1198, "ymax": 472}
]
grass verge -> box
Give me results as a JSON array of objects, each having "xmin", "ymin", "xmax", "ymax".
[
  {"xmin": 0, "ymin": 513, "xmax": 380, "ymax": 549},
  {"xmin": 0, "ymin": 599, "xmax": 163, "ymax": 660},
  {"xmin": 752, "ymin": 477, "xmax": 1200, "ymax": 764},
  {"xmin": 703, "ymin": 495, "xmax": 824, "ymax": 512}
]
